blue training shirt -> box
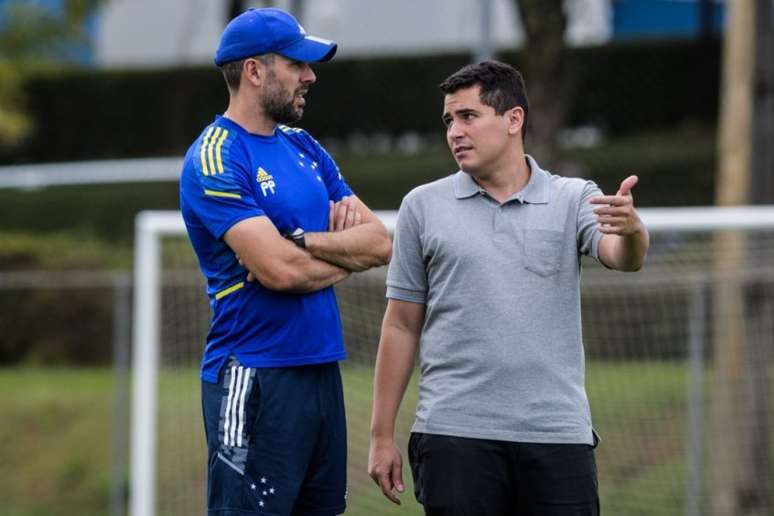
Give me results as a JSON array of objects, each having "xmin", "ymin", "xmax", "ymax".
[{"xmin": 180, "ymin": 115, "xmax": 353, "ymax": 382}]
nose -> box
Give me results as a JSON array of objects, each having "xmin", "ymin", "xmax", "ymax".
[
  {"xmin": 447, "ymin": 120, "xmax": 464, "ymax": 140},
  {"xmin": 301, "ymin": 64, "xmax": 316, "ymax": 84}
]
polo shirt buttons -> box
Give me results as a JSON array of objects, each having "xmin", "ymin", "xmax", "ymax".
[{"xmin": 493, "ymin": 205, "xmax": 508, "ymax": 243}]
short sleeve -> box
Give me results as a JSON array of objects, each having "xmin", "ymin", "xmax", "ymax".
[
  {"xmin": 181, "ymin": 128, "xmax": 264, "ymax": 239},
  {"xmin": 577, "ymin": 180, "xmax": 604, "ymax": 260},
  {"xmin": 386, "ymin": 195, "xmax": 428, "ymax": 303}
]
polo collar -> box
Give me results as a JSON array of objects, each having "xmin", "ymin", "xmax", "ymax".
[
  {"xmin": 453, "ymin": 170, "xmax": 483, "ymax": 199},
  {"xmin": 520, "ymin": 155, "xmax": 550, "ymax": 204},
  {"xmin": 452, "ymin": 154, "xmax": 550, "ymax": 204}
]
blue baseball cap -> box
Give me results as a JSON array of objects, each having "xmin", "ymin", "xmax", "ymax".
[{"xmin": 214, "ymin": 8, "xmax": 337, "ymax": 66}]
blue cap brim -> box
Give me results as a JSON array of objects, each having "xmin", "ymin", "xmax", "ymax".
[{"xmin": 277, "ymin": 36, "xmax": 337, "ymax": 63}]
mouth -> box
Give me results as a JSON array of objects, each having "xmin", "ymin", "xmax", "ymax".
[
  {"xmin": 453, "ymin": 145, "xmax": 473, "ymax": 158},
  {"xmin": 293, "ymin": 90, "xmax": 308, "ymax": 107}
]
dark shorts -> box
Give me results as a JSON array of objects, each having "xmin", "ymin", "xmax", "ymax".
[
  {"xmin": 408, "ymin": 433, "xmax": 599, "ymax": 516},
  {"xmin": 202, "ymin": 357, "xmax": 347, "ymax": 516}
]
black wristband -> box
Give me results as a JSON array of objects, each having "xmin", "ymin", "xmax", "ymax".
[{"xmin": 285, "ymin": 227, "xmax": 306, "ymax": 248}]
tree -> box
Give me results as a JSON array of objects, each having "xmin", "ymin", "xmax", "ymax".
[
  {"xmin": 511, "ymin": 0, "xmax": 568, "ymax": 166},
  {"xmin": 0, "ymin": 63, "xmax": 30, "ymax": 147},
  {"xmin": 712, "ymin": 1, "xmax": 771, "ymax": 514},
  {"xmin": 0, "ymin": 0, "xmax": 100, "ymax": 146},
  {"xmin": 0, "ymin": 0, "xmax": 99, "ymax": 63}
]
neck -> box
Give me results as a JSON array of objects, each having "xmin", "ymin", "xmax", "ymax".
[
  {"xmin": 222, "ymin": 92, "xmax": 276, "ymax": 136},
  {"xmin": 471, "ymin": 149, "xmax": 530, "ymax": 202}
]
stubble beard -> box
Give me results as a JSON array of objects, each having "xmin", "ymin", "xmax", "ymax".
[{"xmin": 262, "ymin": 72, "xmax": 303, "ymax": 125}]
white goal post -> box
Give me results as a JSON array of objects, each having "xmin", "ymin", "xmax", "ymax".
[{"xmin": 131, "ymin": 206, "xmax": 774, "ymax": 516}]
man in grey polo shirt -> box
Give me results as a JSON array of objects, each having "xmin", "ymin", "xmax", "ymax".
[{"xmin": 368, "ymin": 61, "xmax": 649, "ymax": 515}]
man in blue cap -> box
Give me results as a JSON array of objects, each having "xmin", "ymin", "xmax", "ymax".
[{"xmin": 179, "ymin": 8, "xmax": 391, "ymax": 515}]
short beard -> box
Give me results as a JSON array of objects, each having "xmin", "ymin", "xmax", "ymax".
[{"xmin": 261, "ymin": 70, "xmax": 303, "ymax": 124}]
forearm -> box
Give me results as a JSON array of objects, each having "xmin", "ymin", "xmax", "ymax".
[
  {"xmin": 271, "ymin": 251, "xmax": 350, "ymax": 293},
  {"xmin": 306, "ymin": 221, "xmax": 391, "ymax": 272},
  {"xmin": 600, "ymin": 224, "xmax": 650, "ymax": 271},
  {"xmin": 370, "ymin": 323, "xmax": 419, "ymax": 439},
  {"xmin": 225, "ymin": 216, "xmax": 350, "ymax": 293},
  {"xmin": 286, "ymin": 260, "xmax": 350, "ymax": 293},
  {"xmin": 240, "ymin": 245, "xmax": 350, "ymax": 293}
]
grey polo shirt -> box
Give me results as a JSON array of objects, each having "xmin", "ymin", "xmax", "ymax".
[{"xmin": 386, "ymin": 155, "xmax": 603, "ymax": 445}]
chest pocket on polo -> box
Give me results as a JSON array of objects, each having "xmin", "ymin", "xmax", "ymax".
[{"xmin": 523, "ymin": 229, "xmax": 564, "ymax": 277}]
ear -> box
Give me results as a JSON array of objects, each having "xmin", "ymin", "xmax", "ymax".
[
  {"xmin": 242, "ymin": 58, "xmax": 263, "ymax": 88},
  {"xmin": 507, "ymin": 106, "xmax": 524, "ymax": 136}
]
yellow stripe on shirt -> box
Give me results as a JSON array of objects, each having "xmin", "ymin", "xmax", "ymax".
[
  {"xmin": 200, "ymin": 126, "xmax": 215, "ymax": 176},
  {"xmin": 207, "ymin": 127, "xmax": 222, "ymax": 175},
  {"xmin": 215, "ymin": 281, "xmax": 244, "ymax": 300},
  {"xmin": 215, "ymin": 129, "xmax": 229, "ymax": 174},
  {"xmin": 204, "ymin": 189, "xmax": 241, "ymax": 199}
]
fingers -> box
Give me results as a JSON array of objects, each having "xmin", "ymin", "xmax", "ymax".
[
  {"xmin": 334, "ymin": 198, "xmax": 348, "ymax": 231},
  {"xmin": 595, "ymin": 215, "xmax": 626, "ymax": 226},
  {"xmin": 597, "ymin": 224, "xmax": 629, "ymax": 235},
  {"xmin": 592, "ymin": 205, "xmax": 630, "ymax": 216},
  {"xmin": 346, "ymin": 202, "xmax": 355, "ymax": 228},
  {"xmin": 328, "ymin": 200, "xmax": 334, "ymax": 232},
  {"xmin": 591, "ymin": 174, "xmax": 638, "ymax": 205},
  {"xmin": 589, "ymin": 195, "xmax": 631, "ymax": 206},
  {"xmin": 377, "ymin": 471, "xmax": 402, "ymax": 504},
  {"xmin": 392, "ymin": 458, "xmax": 405, "ymax": 494},
  {"xmin": 616, "ymin": 175, "xmax": 639, "ymax": 196},
  {"xmin": 330, "ymin": 196, "xmax": 363, "ymax": 231},
  {"xmin": 368, "ymin": 445, "xmax": 403, "ymax": 505},
  {"xmin": 368, "ymin": 465, "xmax": 395, "ymax": 502},
  {"xmin": 236, "ymin": 254, "xmax": 255, "ymax": 282}
]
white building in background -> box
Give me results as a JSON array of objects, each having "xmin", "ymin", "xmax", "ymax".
[{"xmin": 95, "ymin": 0, "xmax": 611, "ymax": 68}]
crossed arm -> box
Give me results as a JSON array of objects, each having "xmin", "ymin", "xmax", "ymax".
[
  {"xmin": 306, "ymin": 196, "xmax": 392, "ymax": 272},
  {"xmin": 224, "ymin": 195, "xmax": 391, "ymax": 293}
]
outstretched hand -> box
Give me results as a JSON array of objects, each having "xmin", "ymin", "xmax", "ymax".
[{"xmin": 590, "ymin": 175, "xmax": 643, "ymax": 236}]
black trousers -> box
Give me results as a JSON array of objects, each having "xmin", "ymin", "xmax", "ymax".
[{"xmin": 408, "ymin": 433, "xmax": 600, "ymax": 516}]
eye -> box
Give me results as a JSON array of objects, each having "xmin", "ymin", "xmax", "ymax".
[{"xmin": 462, "ymin": 112, "xmax": 475, "ymax": 121}]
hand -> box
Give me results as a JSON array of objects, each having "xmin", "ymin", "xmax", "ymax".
[
  {"xmin": 590, "ymin": 175, "xmax": 644, "ymax": 236},
  {"xmin": 329, "ymin": 196, "xmax": 362, "ymax": 232},
  {"xmin": 368, "ymin": 437, "xmax": 405, "ymax": 505},
  {"xmin": 236, "ymin": 254, "xmax": 256, "ymax": 282}
]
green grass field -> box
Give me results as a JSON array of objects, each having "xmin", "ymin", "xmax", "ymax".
[{"xmin": 0, "ymin": 361, "xmax": 715, "ymax": 516}]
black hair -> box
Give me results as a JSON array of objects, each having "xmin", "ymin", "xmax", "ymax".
[
  {"xmin": 220, "ymin": 54, "xmax": 276, "ymax": 93},
  {"xmin": 439, "ymin": 60, "xmax": 529, "ymax": 141}
]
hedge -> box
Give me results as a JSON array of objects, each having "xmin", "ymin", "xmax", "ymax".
[{"xmin": 2, "ymin": 38, "xmax": 720, "ymax": 164}]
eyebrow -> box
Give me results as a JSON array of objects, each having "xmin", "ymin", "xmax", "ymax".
[{"xmin": 441, "ymin": 108, "xmax": 479, "ymax": 123}]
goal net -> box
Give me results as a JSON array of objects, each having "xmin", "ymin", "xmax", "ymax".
[{"xmin": 131, "ymin": 207, "xmax": 774, "ymax": 516}]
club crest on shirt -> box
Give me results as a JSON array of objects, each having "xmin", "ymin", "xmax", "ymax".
[{"xmin": 256, "ymin": 167, "xmax": 276, "ymax": 197}]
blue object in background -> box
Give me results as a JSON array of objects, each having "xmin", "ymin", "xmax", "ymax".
[
  {"xmin": 0, "ymin": 0, "xmax": 97, "ymax": 65},
  {"xmin": 613, "ymin": 0, "xmax": 726, "ymax": 40}
]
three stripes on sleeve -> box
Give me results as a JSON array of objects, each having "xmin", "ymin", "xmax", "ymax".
[{"xmin": 200, "ymin": 126, "xmax": 230, "ymax": 176}]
